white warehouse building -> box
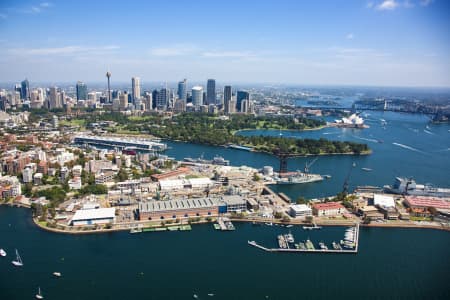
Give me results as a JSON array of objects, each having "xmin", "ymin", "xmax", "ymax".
[
  {"xmin": 70, "ymin": 208, "xmax": 116, "ymax": 226},
  {"xmin": 289, "ymin": 204, "xmax": 312, "ymax": 218}
]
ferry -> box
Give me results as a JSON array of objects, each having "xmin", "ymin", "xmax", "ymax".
[{"xmin": 384, "ymin": 177, "xmax": 450, "ymax": 197}]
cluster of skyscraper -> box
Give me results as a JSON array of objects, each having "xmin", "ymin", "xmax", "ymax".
[{"xmin": 1, "ymin": 75, "xmax": 254, "ymax": 115}]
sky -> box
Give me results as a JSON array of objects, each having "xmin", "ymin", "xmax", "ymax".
[{"xmin": 0, "ymin": 0, "xmax": 449, "ymax": 87}]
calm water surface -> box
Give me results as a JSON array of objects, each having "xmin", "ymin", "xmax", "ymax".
[{"xmin": 0, "ymin": 207, "xmax": 449, "ymax": 300}]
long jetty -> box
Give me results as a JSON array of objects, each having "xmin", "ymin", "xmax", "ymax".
[{"xmin": 248, "ymin": 224, "xmax": 359, "ymax": 254}]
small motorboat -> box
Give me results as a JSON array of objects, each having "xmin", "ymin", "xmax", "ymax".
[
  {"xmin": 53, "ymin": 272, "xmax": 62, "ymax": 277},
  {"xmin": 0, "ymin": 248, "xmax": 6, "ymax": 257}
]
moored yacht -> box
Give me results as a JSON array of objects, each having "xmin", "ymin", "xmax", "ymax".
[{"xmin": 11, "ymin": 249, "xmax": 23, "ymax": 267}]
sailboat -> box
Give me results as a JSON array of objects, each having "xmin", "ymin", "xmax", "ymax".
[
  {"xmin": 11, "ymin": 249, "xmax": 23, "ymax": 266},
  {"xmin": 0, "ymin": 248, "xmax": 6, "ymax": 257},
  {"xmin": 35, "ymin": 287, "xmax": 44, "ymax": 299}
]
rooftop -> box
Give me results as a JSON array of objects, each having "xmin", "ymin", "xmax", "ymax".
[
  {"xmin": 290, "ymin": 204, "xmax": 312, "ymax": 212},
  {"xmin": 312, "ymin": 202, "xmax": 344, "ymax": 210},
  {"xmin": 374, "ymin": 194, "xmax": 395, "ymax": 208},
  {"xmin": 71, "ymin": 207, "xmax": 116, "ymax": 221},
  {"xmin": 405, "ymin": 196, "xmax": 450, "ymax": 209},
  {"xmin": 139, "ymin": 198, "xmax": 218, "ymax": 213}
]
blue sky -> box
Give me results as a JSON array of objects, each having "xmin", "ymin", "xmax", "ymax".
[{"xmin": 0, "ymin": 0, "xmax": 449, "ymax": 86}]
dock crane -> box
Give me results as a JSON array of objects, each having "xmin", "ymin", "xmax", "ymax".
[{"xmin": 342, "ymin": 162, "xmax": 356, "ymax": 196}]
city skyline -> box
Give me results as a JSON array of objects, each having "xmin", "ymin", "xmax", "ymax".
[{"xmin": 0, "ymin": 0, "xmax": 449, "ymax": 87}]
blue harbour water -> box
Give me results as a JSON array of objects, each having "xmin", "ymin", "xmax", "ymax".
[
  {"xmin": 1, "ymin": 111, "xmax": 450, "ymax": 299},
  {"xmin": 167, "ymin": 111, "xmax": 450, "ymax": 199},
  {"xmin": 0, "ymin": 207, "xmax": 449, "ymax": 300}
]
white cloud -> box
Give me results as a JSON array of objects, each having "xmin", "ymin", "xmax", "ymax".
[
  {"xmin": 8, "ymin": 45, "xmax": 119, "ymax": 56},
  {"xmin": 202, "ymin": 51, "xmax": 255, "ymax": 58},
  {"xmin": 376, "ymin": 0, "xmax": 399, "ymax": 10},
  {"xmin": 149, "ymin": 44, "xmax": 199, "ymax": 56},
  {"xmin": 346, "ymin": 33, "xmax": 354, "ymax": 40},
  {"xmin": 22, "ymin": 2, "xmax": 53, "ymax": 14},
  {"xmin": 420, "ymin": 0, "xmax": 433, "ymax": 6}
]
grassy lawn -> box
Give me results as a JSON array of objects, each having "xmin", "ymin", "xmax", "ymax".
[
  {"xmin": 128, "ymin": 116, "xmax": 151, "ymax": 121},
  {"xmin": 410, "ymin": 216, "xmax": 432, "ymax": 221},
  {"xmin": 60, "ymin": 119, "xmax": 86, "ymax": 127}
]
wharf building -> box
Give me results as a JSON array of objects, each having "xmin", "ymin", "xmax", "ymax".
[
  {"xmin": 70, "ymin": 207, "xmax": 116, "ymax": 226},
  {"xmin": 73, "ymin": 135, "xmax": 167, "ymax": 152},
  {"xmin": 138, "ymin": 195, "xmax": 247, "ymax": 221}
]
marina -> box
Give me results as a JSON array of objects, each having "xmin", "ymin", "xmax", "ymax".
[{"xmin": 248, "ymin": 225, "xmax": 359, "ymax": 254}]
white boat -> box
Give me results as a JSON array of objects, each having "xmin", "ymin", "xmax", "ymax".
[
  {"xmin": 0, "ymin": 248, "xmax": 6, "ymax": 257},
  {"xmin": 208, "ymin": 293, "xmax": 215, "ymax": 297},
  {"xmin": 35, "ymin": 287, "xmax": 44, "ymax": 299},
  {"xmin": 11, "ymin": 249, "xmax": 23, "ymax": 267},
  {"xmin": 193, "ymin": 294, "xmax": 199, "ymax": 299},
  {"xmin": 303, "ymin": 223, "xmax": 322, "ymax": 230},
  {"xmin": 53, "ymin": 272, "xmax": 62, "ymax": 277}
]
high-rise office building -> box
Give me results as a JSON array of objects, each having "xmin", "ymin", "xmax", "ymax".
[
  {"xmin": 76, "ymin": 81, "xmax": 88, "ymax": 101},
  {"xmin": 223, "ymin": 85, "xmax": 232, "ymax": 104},
  {"xmin": 206, "ymin": 79, "xmax": 216, "ymax": 105},
  {"xmin": 131, "ymin": 77, "xmax": 141, "ymax": 102},
  {"xmin": 155, "ymin": 88, "xmax": 169, "ymax": 110},
  {"xmin": 143, "ymin": 92, "xmax": 152, "ymax": 111},
  {"xmin": 49, "ymin": 87, "xmax": 61, "ymax": 109},
  {"xmin": 21, "ymin": 79, "xmax": 30, "ymax": 100},
  {"xmin": 60, "ymin": 90, "xmax": 66, "ymax": 107},
  {"xmin": 177, "ymin": 79, "xmax": 187, "ymax": 102},
  {"xmin": 119, "ymin": 92, "xmax": 128, "ymax": 110},
  {"xmin": 191, "ymin": 86, "xmax": 203, "ymax": 107},
  {"xmin": 236, "ymin": 91, "xmax": 249, "ymax": 112}
]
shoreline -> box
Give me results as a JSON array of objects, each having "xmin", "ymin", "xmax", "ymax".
[{"xmin": 30, "ymin": 213, "xmax": 450, "ymax": 235}]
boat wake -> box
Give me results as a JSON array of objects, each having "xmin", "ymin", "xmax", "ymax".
[
  {"xmin": 423, "ymin": 129, "xmax": 434, "ymax": 135},
  {"xmin": 352, "ymin": 135, "xmax": 378, "ymax": 143},
  {"xmin": 392, "ymin": 142, "xmax": 426, "ymax": 154}
]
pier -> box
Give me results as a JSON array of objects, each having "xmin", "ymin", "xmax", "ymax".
[{"xmin": 248, "ymin": 224, "xmax": 359, "ymax": 254}]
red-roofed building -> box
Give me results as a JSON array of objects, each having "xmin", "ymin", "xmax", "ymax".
[
  {"xmin": 150, "ymin": 167, "xmax": 190, "ymax": 182},
  {"xmin": 404, "ymin": 196, "xmax": 450, "ymax": 210},
  {"xmin": 312, "ymin": 202, "xmax": 345, "ymax": 216}
]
